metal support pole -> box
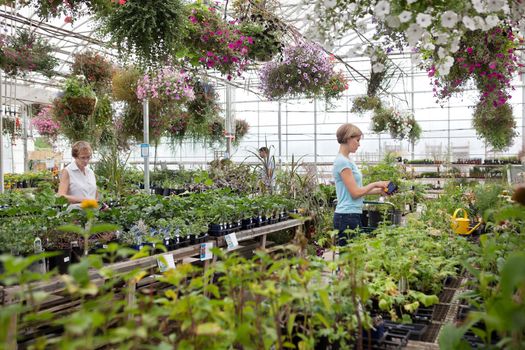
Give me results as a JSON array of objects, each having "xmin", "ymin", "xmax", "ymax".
[
  {"xmin": 257, "ymin": 101, "xmax": 260, "ymax": 149},
  {"xmin": 225, "ymin": 84, "xmax": 232, "ymax": 158},
  {"xmin": 0, "ymin": 70, "xmax": 3, "ymax": 193},
  {"xmin": 410, "ymin": 57, "xmax": 415, "ymax": 161},
  {"xmin": 522, "ymin": 72, "xmax": 525, "ymax": 152},
  {"xmin": 23, "ymin": 105, "xmax": 28, "ymax": 172},
  {"xmin": 285, "ymin": 102, "xmax": 289, "ymax": 163},
  {"xmin": 277, "ymin": 101, "xmax": 282, "ymax": 167},
  {"xmin": 314, "ymin": 99, "xmax": 318, "ymax": 166},
  {"xmin": 447, "ymin": 100, "xmax": 451, "ymax": 163},
  {"xmin": 143, "ymin": 99, "xmax": 150, "ymax": 193}
]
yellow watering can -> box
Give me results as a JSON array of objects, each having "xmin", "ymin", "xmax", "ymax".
[{"xmin": 451, "ymin": 208, "xmax": 481, "ymax": 235}]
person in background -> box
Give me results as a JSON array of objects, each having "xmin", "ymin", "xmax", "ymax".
[
  {"xmin": 58, "ymin": 141, "xmax": 99, "ymax": 210},
  {"xmin": 333, "ymin": 123, "xmax": 390, "ymax": 245},
  {"xmin": 259, "ymin": 146, "xmax": 276, "ymax": 193}
]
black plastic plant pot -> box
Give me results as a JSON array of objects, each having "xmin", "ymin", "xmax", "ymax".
[
  {"xmin": 390, "ymin": 210, "xmax": 402, "ymax": 225},
  {"xmin": 361, "ymin": 210, "xmax": 369, "ymax": 227},
  {"xmin": 71, "ymin": 245, "xmax": 86, "ymax": 263},
  {"xmin": 179, "ymin": 237, "xmax": 190, "ymax": 248},
  {"xmin": 241, "ymin": 218, "xmax": 252, "ymax": 229},
  {"xmin": 154, "ymin": 188, "xmax": 164, "ymax": 195},
  {"xmin": 368, "ymin": 210, "xmax": 383, "ymax": 227},
  {"xmin": 47, "ymin": 250, "xmax": 72, "ymax": 274},
  {"xmin": 163, "ymin": 188, "xmax": 171, "ymax": 196}
]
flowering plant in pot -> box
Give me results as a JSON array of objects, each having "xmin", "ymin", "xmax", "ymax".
[
  {"xmin": 472, "ymin": 100, "xmax": 517, "ymax": 150},
  {"xmin": 11, "ymin": 0, "xmax": 112, "ymax": 21},
  {"xmin": 426, "ymin": 27, "xmax": 523, "ymax": 107},
  {"xmin": 238, "ymin": 21, "xmax": 282, "ymax": 62},
  {"xmin": 1, "ymin": 117, "xmax": 22, "ymax": 139},
  {"xmin": 315, "ymin": 0, "xmax": 525, "ymax": 80},
  {"xmin": 112, "ymin": 66, "xmax": 142, "ymax": 102},
  {"xmin": 186, "ymin": 81, "xmax": 221, "ymax": 125},
  {"xmin": 372, "ymin": 108, "xmax": 422, "ymax": 143},
  {"xmin": 259, "ymin": 41, "xmax": 347, "ymax": 103},
  {"xmin": 71, "ymin": 51, "xmax": 113, "ymax": 91},
  {"xmin": 136, "ymin": 66, "xmax": 194, "ymax": 104},
  {"xmin": 323, "ymin": 71, "xmax": 349, "ymax": 107},
  {"xmin": 0, "ymin": 29, "xmax": 58, "ymax": 78},
  {"xmin": 351, "ymin": 95, "xmax": 383, "ymax": 114},
  {"xmin": 31, "ymin": 105, "xmax": 60, "ymax": 141},
  {"xmin": 62, "ymin": 76, "xmax": 97, "ymax": 115},
  {"xmin": 235, "ymin": 119, "xmax": 250, "ymax": 140},
  {"xmin": 182, "ymin": 3, "xmax": 253, "ymax": 79},
  {"xmin": 97, "ymin": 0, "xmax": 186, "ymax": 66},
  {"xmin": 233, "ymin": 0, "xmax": 283, "ymax": 62}
]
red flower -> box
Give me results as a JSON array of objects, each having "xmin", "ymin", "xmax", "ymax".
[{"xmin": 64, "ymin": 16, "xmax": 72, "ymax": 23}]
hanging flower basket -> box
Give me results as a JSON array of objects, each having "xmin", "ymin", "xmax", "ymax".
[
  {"xmin": 66, "ymin": 96, "xmax": 97, "ymax": 115},
  {"xmin": 0, "ymin": 29, "xmax": 58, "ymax": 78},
  {"xmin": 31, "ymin": 105, "xmax": 60, "ymax": 141}
]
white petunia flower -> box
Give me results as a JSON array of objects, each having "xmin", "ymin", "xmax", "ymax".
[
  {"xmin": 441, "ymin": 11, "xmax": 458, "ymax": 28},
  {"xmin": 486, "ymin": 0, "xmax": 505, "ymax": 12},
  {"xmin": 407, "ymin": 0, "xmax": 418, "ymax": 4},
  {"xmin": 443, "ymin": 56, "xmax": 455, "ymax": 68},
  {"xmin": 324, "ymin": 0, "xmax": 337, "ymax": 9},
  {"xmin": 422, "ymin": 42, "xmax": 435, "ymax": 50},
  {"xmin": 405, "ymin": 23, "xmax": 424, "ymax": 46},
  {"xmin": 372, "ymin": 62, "xmax": 386, "ymax": 73},
  {"xmin": 474, "ymin": 4, "xmax": 485, "ymax": 14},
  {"xmin": 435, "ymin": 32, "xmax": 450, "ymax": 45},
  {"xmin": 473, "ymin": 16, "xmax": 487, "ymax": 31},
  {"xmin": 437, "ymin": 63, "xmax": 451, "ymax": 76},
  {"xmin": 399, "ymin": 10, "xmax": 412, "ymax": 23},
  {"xmin": 485, "ymin": 14, "xmax": 500, "ymax": 29},
  {"xmin": 386, "ymin": 15, "xmax": 401, "ymax": 28},
  {"xmin": 347, "ymin": 3, "xmax": 357, "ymax": 12},
  {"xmin": 471, "ymin": 0, "xmax": 485, "ymax": 13},
  {"xmin": 502, "ymin": 3, "xmax": 510, "ymax": 14},
  {"xmin": 450, "ymin": 36, "xmax": 461, "ymax": 53},
  {"xmin": 438, "ymin": 47, "xmax": 447, "ymax": 59},
  {"xmin": 374, "ymin": 0, "xmax": 390, "ymax": 19},
  {"xmin": 416, "ymin": 13, "xmax": 432, "ymax": 28},
  {"xmin": 462, "ymin": 16, "xmax": 477, "ymax": 31}
]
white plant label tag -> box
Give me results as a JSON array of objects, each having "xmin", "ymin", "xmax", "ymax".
[
  {"xmin": 157, "ymin": 254, "xmax": 176, "ymax": 272},
  {"xmin": 225, "ymin": 233, "xmax": 239, "ymax": 250},
  {"xmin": 200, "ymin": 242, "xmax": 214, "ymax": 261}
]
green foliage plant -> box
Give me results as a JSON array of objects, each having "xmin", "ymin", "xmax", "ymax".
[
  {"xmin": 0, "ymin": 29, "xmax": 58, "ymax": 78},
  {"xmin": 97, "ymin": 0, "xmax": 187, "ymax": 67}
]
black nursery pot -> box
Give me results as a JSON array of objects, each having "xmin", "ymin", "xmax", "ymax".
[
  {"xmin": 390, "ymin": 210, "xmax": 402, "ymax": 226},
  {"xmin": 47, "ymin": 250, "xmax": 72, "ymax": 274},
  {"xmin": 361, "ymin": 210, "xmax": 369, "ymax": 227},
  {"xmin": 368, "ymin": 210, "xmax": 383, "ymax": 228},
  {"xmin": 154, "ymin": 187, "xmax": 164, "ymax": 195}
]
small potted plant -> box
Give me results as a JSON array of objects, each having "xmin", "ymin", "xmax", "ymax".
[{"xmin": 62, "ymin": 76, "xmax": 98, "ymax": 115}]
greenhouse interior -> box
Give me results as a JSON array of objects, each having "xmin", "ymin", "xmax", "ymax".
[{"xmin": 1, "ymin": 0, "xmax": 525, "ymax": 349}]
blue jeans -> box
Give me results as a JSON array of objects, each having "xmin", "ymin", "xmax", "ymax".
[{"xmin": 333, "ymin": 213, "xmax": 362, "ymax": 246}]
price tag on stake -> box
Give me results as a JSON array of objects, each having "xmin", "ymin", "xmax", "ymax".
[
  {"xmin": 157, "ymin": 254, "xmax": 176, "ymax": 272},
  {"xmin": 200, "ymin": 242, "xmax": 214, "ymax": 261},
  {"xmin": 225, "ymin": 233, "xmax": 239, "ymax": 250},
  {"xmin": 140, "ymin": 143, "xmax": 149, "ymax": 158}
]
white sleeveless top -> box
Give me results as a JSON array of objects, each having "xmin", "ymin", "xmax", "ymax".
[{"xmin": 65, "ymin": 161, "xmax": 97, "ymax": 200}]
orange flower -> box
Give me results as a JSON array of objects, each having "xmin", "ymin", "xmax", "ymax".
[{"xmin": 80, "ymin": 199, "xmax": 98, "ymax": 209}]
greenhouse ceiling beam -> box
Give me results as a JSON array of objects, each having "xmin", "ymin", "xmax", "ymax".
[{"xmin": 0, "ymin": 11, "xmax": 107, "ymax": 47}]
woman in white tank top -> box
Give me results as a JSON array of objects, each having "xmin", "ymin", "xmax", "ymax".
[{"xmin": 58, "ymin": 141, "xmax": 98, "ymax": 209}]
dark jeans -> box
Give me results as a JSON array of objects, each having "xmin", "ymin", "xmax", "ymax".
[{"xmin": 333, "ymin": 212, "xmax": 362, "ymax": 246}]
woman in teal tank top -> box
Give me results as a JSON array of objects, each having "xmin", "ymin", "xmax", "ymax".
[{"xmin": 333, "ymin": 123, "xmax": 389, "ymax": 245}]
